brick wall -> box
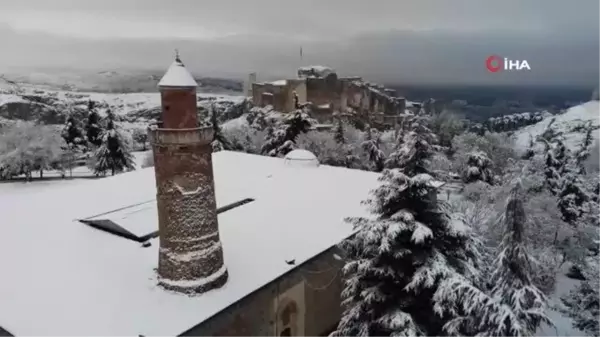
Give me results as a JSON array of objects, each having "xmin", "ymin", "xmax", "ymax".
[
  {"xmin": 160, "ymin": 88, "xmax": 198, "ymax": 128},
  {"xmin": 181, "ymin": 248, "xmax": 344, "ymax": 336}
]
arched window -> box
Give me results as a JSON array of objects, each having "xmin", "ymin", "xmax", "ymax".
[{"xmin": 277, "ymin": 299, "xmax": 298, "ymax": 336}]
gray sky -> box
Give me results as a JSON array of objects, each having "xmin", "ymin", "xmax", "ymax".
[{"xmin": 0, "ymin": 0, "xmax": 598, "ymax": 86}]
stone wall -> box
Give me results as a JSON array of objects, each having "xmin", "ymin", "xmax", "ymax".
[
  {"xmin": 181, "ymin": 248, "xmax": 344, "ymax": 336},
  {"xmin": 150, "ymin": 127, "xmax": 228, "ymax": 295}
]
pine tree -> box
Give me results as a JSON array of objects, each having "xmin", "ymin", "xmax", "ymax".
[
  {"xmin": 61, "ymin": 116, "xmax": 84, "ymax": 147},
  {"xmin": 440, "ymin": 181, "xmax": 551, "ymax": 336},
  {"xmin": 463, "ymin": 151, "xmax": 494, "ymax": 185},
  {"xmin": 260, "ymin": 109, "xmax": 313, "ymax": 157},
  {"xmin": 85, "ymin": 100, "xmax": 103, "ymax": 147},
  {"xmin": 576, "ymin": 124, "xmax": 594, "ymax": 174},
  {"xmin": 334, "ymin": 170, "xmax": 476, "ymax": 336},
  {"xmin": 489, "ymin": 180, "xmax": 550, "ymax": 335},
  {"xmin": 283, "ymin": 109, "xmax": 313, "ymax": 143},
  {"xmin": 334, "ymin": 119, "xmax": 346, "ymax": 145},
  {"xmin": 544, "ymin": 139, "xmax": 568, "ymax": 195},
  {"xmin": 361, "ymin": 128, "xmax": 385, "ymax": 172},
  {"xmin": 557, "ymin": 171, "xmax": 591, "ymax": 225},
  {"xmin": 385, "ymin": 118, "xmax": 437, "ymax": 175},
  {"xmin": 210, "ymin": 104, "xmax": 231, "ymax": 152},
  {"xmin": 522, "ymin": 134, "xmax": 535, "ymax": 160},
  {"xmin": 61, "ymin": 115, "xmax": 85, "ymax": 177},
  {"xmin": 92, "ymin": 110, "xmax": 135, "ymax": 176},
  {"xmin": 561, "ymin": 254, "xmax": 600, "ymax": 337}
]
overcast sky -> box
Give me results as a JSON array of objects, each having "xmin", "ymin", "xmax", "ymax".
[{"xmin": 0, "ymin": 0, "xmax": 598, "ymax": 86}]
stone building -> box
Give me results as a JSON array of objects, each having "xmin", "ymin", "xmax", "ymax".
[
  {"xmin": 251, "ymin": 66, "xmax": 407, "ymax": 124},
  {"xmin": 0, "ymin": 57, "xmax": 380, "ymax": 336}
]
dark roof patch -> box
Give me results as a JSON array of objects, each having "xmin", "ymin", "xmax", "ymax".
[{"xmin": 78, "ymin": 198, "xmax": 255, "ymax": 244}]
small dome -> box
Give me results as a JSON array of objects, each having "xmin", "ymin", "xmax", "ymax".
[{"xmin": 284, "ymin": 149, "xmax": 320, "ymax": 168}]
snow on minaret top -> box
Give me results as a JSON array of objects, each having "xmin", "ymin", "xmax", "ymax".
[{"xmin": 158, "ymin": 52, "xmax": 198, "ymax": 88}]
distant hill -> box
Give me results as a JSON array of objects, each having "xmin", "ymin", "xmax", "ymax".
[
  {"xmin": 0, "ymin": 69, "xmax": 244, "ymax": 94},
  {"xmin": 513, "ymin": 100, "xmax": 600, "ymax": 153}
]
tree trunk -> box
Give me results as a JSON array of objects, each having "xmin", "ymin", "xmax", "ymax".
[{"xmin": 40, "ymin": 170, "xmax": 43, "ymax": 179}]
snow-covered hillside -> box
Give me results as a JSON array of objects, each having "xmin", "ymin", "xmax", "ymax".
[
  {"xmin": 0, "ymin": 85, "xmax": 245, "ymax": 126},
  {"xmin": 515, "ymin": 101, "xmax": 599, "ymax": 151}
]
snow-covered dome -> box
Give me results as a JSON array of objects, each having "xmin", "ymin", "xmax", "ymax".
[
  {"xmin": 284, "ymin": 149, "xmax": 320, "ymax": 168},
  {"xmin": 158, "ymin": 54, "xmax": 198, "ymax": 88}
]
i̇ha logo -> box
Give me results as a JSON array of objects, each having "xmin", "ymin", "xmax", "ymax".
[{"xmin": 486, "ymin": 55, "xmax": 531, "ymax": 73}]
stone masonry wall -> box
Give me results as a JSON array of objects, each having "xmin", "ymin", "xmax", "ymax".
[
  {"xmin": 151, "ymin": 127, "xmax": 228, "ymax": 294},
  {"xmin": 181, "ymin": 248, "xmax": 344, "ymax": 336}
]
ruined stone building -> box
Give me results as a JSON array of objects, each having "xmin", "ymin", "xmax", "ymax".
[
  {"xmin": 251, "ymin": 66, "xmax": 407, "ymax": 125},
  {"xmin": 0, "ymin": 57, "xmax": 380, "ymax": 336}
]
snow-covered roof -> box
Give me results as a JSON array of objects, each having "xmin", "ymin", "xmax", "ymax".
[
  {"xmin": 0, "ymin": 151, "xmax": 378, "ymax": 336},
  {"xmin": 271, "ymin": 80, "xmax": 287, "ymax": 86},
  {"xmin": 297, "ymin": 65, "xmax": 335, "ymax": 78},
  {"xmin": 158, "ymin": 58, "xmax": 198, "ymax": 88}
]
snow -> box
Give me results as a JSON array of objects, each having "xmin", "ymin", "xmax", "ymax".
[
  {"xmin": 0, "ymin": 94, "xmax": 27, "ymax": 106},
  {"xmin": 537, "ymin": 266, "xmax": 585, "ymax": 336},
  {"xmin": 0, "ymin": 151, "xmax": 379, "ymax": 336},
  {"xmin": 284, "ymin": 149, "xmax": 320, "ymax": 167},
  {"xmin": 284, "ymin": 149, "xmax": 318, "ymax": 161},
  {"xmin": 158, "ymin": 60, "xmax": 198, "ymax": 88},
  {"xmin": 271, "ymin": 80, "xmax": 287, "ymax": 86},
  {"xmin": 298, "ymin": 65, "xmax": 335, "ymax": 78},
  {"xmin": 2, "ymin": 87, "xmax": 245, "ymax": 117},
  {"xmin": 159, "ymin": 264, "xmax": 228, "ymax": 289},
  {"xmin": 514, "ymin": 101, "xmax": 600, "ymax": 151},
  {"xmin": 222, "ymin": 115, "xmax": 249, "ymax": 130}
]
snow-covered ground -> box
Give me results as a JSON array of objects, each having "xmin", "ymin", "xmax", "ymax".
[
  {"xmin": 514, "ymin": 100, "xmax": 599, "ymax": 151},
  {"xmin": 537, "ymin": 265, "xmax": 584, "ymax": 336},
  {"xmin": 0, "ymin": 151, "xmax": 149, "ymax": 190}
]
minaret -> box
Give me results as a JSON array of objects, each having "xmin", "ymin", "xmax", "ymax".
[{"xmin": 149, "ymin": 52, "xmax": 228, "ymax": 294}]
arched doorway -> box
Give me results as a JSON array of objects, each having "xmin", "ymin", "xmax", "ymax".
[{"xmin": 277, "ymin": 298, "xmax": 299, "ymax": 336}]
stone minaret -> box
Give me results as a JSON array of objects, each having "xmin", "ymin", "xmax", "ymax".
[{"xmin": 150, "ymin": 54, "xmax": 228, "ymax": 294}]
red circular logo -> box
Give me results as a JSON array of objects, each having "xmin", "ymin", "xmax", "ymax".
[{"xmin": 486, "ymin": 55, "xmax": 502, "ymax": 73}]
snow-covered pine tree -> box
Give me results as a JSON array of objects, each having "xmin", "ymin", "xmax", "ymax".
[
  {"xmin": 61, "ymin": 116, "xmax": 84, "ymax": 148},
  {"xmin": 91, "ymin": 110, "xmax": 135, "ymax": 176},
  {"xmin": 561, "ymin": 253, "xmax": 600, "ymax": 337},
  {"xmin": 61, "ymin": 115, "xmax": 86, "ymax": 177},
  {"xmin": 385, "ymin": 118, "xmax": 437, "ymax": 175},
  {"xmin": 361, "ymin": 128, "xmax": 385, "ymax": 172},
  {"xmin": 488, "ymin": 180, "xmax": 550, "ymax": 335},
  {"xmin": 85, "ymin": 100, "xmax": 103, "ymax": 147},
  {"xmin": 334, "ymin": 170, "xmax": 476, "ymax": 336},
  {"xmin": 544, "ymin": 139, "xmax": 568, "ymax": 195},
  {"xmin": 283, "ymin": 108, "xmax": 313, "ymax": 142},
  {"xmin": 522, "ymin": 134, "xmax": 535, "ymax": 160},
  {"xmin": 210, "ymin": 104, "xmax": 231, "ymax": 152},
  {"xmin": 557, "ymin": 170, "xmax": 591, "ymax": 226},
  {"xmin": 260, "ymin": 109, "xmax": 313, "ymax": 157},
  {"xmin": 439, "ymin": 180, "xmax": 552, "ymax": 337},
  {"xmin": 334, "ymin": 118, "xmax": 346, "ymax": 145},
  {"xmin": 575, "ymin": 124, "xmax": 594, "ymax": 174},
  {"xmin": 463, "ymin": 151, "xmax": 494, "ymax": 185}
]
